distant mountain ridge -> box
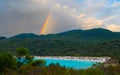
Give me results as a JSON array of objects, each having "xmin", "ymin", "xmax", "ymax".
[
  {"xmin": 56, "ymin": 28, "xmax": 119, "ymax": 39},
  {"xmin": 0, "ymin": 28, "xmax": 120, "ymax": 57},
  {"xmin": 0, "ymin": 36, "xmax": 6, "ymax": 40},
  {"xmin": 10, "ymin": 33, "xmax": 40, "ymax": 39},
  {"xmin": 9, "ymin": 28, "xmax": 120, "ymax": 40}
]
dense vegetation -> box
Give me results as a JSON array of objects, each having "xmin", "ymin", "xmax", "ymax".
[
  {"xmin": 0, "ymin": 28, "xmax": 119, "ymax": 58},
  {"xmin": 0, "ymin": 48, "xmax": 120, "ymax": 75},
  {"xmin": 0, "ymin": 37, "xmax": 6, "ymax": 40}
]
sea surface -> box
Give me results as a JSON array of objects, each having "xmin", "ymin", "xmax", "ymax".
[{"xmin": 34, "ymin": 58, "xmax": 96, "ymax": 69}]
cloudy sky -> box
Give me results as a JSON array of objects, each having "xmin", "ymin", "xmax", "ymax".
[{"xmin": 0, "ymin": 0, "xmax": 120, "ymax": 36}]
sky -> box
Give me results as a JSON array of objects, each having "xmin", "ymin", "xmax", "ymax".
[{"xmin": 0, "ymin": 0, "xmax": 120, "ymax": 36}]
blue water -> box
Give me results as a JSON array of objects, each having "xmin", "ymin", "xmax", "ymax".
[{"xmin": 34, "ymin": 58, "xmax": 96, "ymax": 69}]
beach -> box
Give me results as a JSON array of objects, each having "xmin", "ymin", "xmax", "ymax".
[{"xmin": 34, "ymin": 56, "xmax": 111, "ymax": 63}]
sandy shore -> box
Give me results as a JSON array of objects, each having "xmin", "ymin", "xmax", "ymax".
[{"xmin": 34, "ymin": 56, "xmax": 111, "ymax": 63}]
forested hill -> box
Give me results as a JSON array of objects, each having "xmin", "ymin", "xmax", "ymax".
[
  {"xmin": 11, "ymin": 28, "xmax": 120, "ymax": 40},
  {"xmin": 0, "ymin": 28, "xmax": 120, "ymax": 57},
  {"xmin": 0, "ymin": 36, "xmax": 6, "ymax": 40}
]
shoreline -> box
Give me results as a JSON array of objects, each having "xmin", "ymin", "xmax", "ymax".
[{"xmin": 34, "ymin": 56, "xmax": 111, "ymax": 63}]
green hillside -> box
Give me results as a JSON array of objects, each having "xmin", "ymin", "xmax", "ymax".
[{"xmin": 0, "ymin": 28, "xmax": 120, "ymax": 58}]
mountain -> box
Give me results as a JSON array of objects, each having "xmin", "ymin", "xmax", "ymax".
[
  {"xmin": 10, "ymin": 28, "xmax": 120, "ymax": 40},
  {"xmin": 0, "ymin": 28, "xmax": 120, "ymax": 57},
  {"xmin": 10, "ymin": 33, "xmax": 40, "ymax": 39},
  {"xmin": 0, "ymin": 36, "xmax": 6, "ymax": 40},
  {"xmin": 55, "ymin": 28, "xmax": 120, "ymax": 40}
]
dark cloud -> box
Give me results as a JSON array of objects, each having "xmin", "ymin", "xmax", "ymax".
[
  {"xmin": 0, "ymin": 0, "xmax": 120, "ymax": 36},
  {"xmin": 0, "ymin": 0, "xmax": 78, "ymax": 36}
]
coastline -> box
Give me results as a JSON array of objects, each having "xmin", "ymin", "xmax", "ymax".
[{"xmin": 34, "ymin": 56, "xmax": 111, "ymax": 63}]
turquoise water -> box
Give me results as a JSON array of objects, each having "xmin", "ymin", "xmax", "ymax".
[{"xmin": 34, "ymin": 58, "xmax": 96, "ymax": 69}]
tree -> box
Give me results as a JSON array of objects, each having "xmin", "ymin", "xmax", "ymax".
[
  {"xmin": 0, "ymin": 52, "xmax": 17, "ymax": 73},
  {"xmin": 16, "ymin": 47, "xmax": 29, "ymax": 58},
  {"xmin": 16, "ymin": 47, "xmax": 33, "ymax": 67},
  {"xmin": 30, "ymin": 60, "xmax": 46, "ymax": 67}
]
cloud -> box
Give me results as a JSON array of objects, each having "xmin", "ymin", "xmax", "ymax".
[
  {"xmin": 77, "ymin": 14, "xmax": 85, "ymax": 19},
  {"xmin": 0, "ymin": 0, "xmax": 120, "ymax": 36},
  {"xmin": 77, "ymin": 17, "xmax": 103, "ymax": 29},
  {"xmin": 106, "ymin": 24, "xmax": 120, "ymax": 32},
  {"xmin": 111, "ymin": 1, "xmax": 120, "ymax": 7},
  {"xmin": 104, "ymin": 16, "xmax": 117, "ymax": 22},
  {"xmin": 0, "ymin": 0, "xmax": 79, "ymax": 36}
]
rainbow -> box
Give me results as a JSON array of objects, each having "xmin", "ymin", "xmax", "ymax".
[{"xmin": 40, "ymin": 10, "xmax": 53, "ymax": 34}]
